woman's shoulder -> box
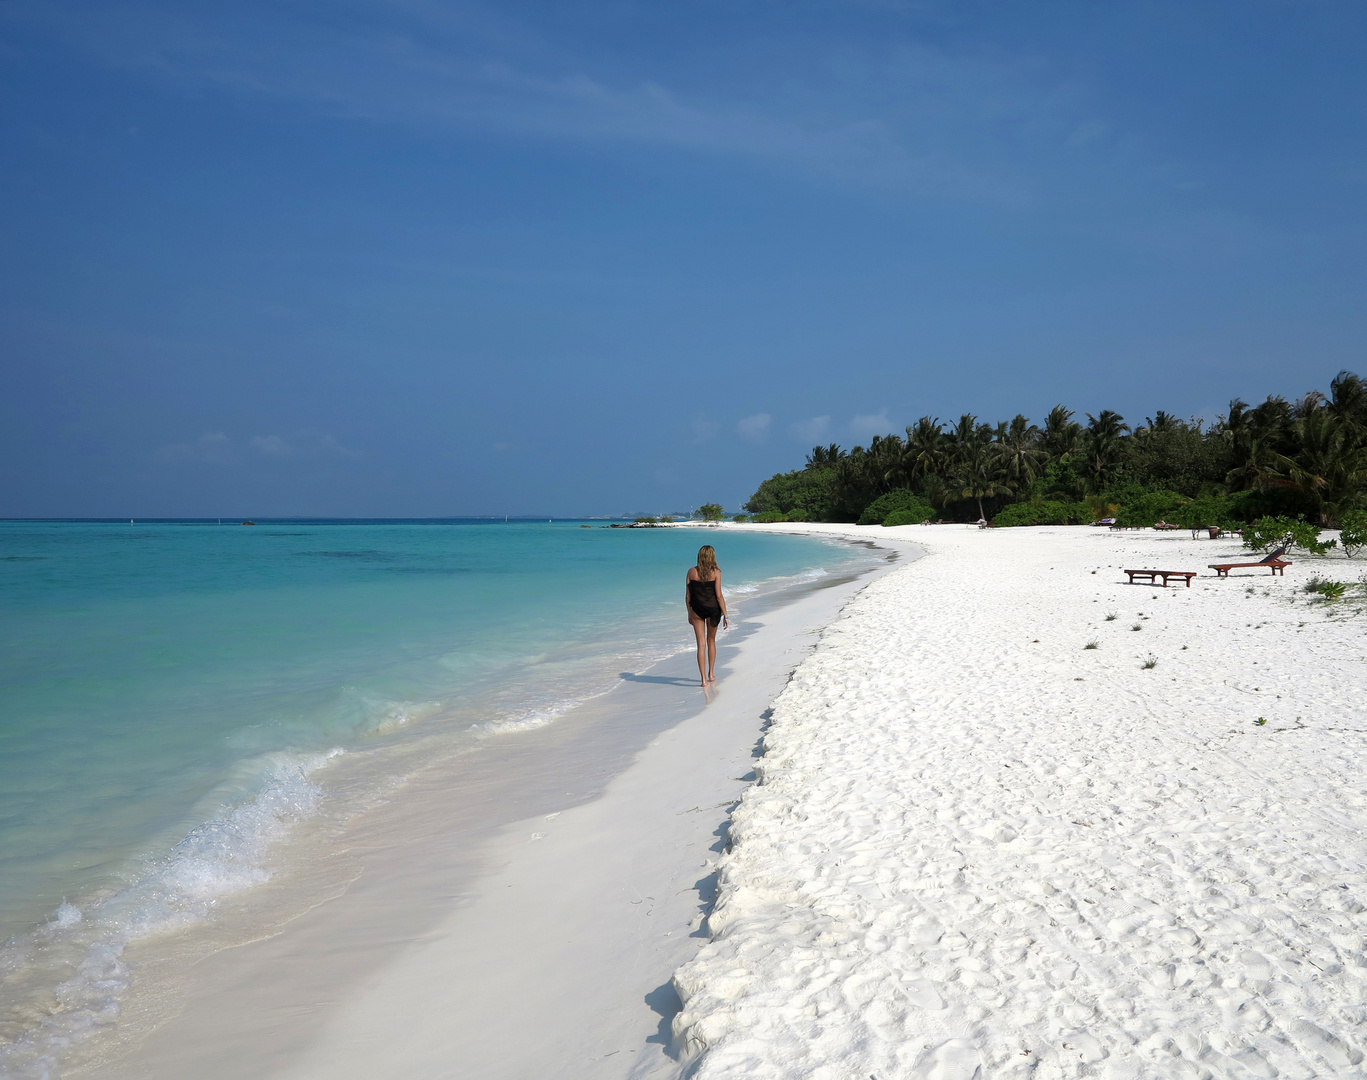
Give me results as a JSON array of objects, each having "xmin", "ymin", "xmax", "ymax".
[{"xmin": 686, "ymin": 566, "xmax": 699, "ymax": 580}]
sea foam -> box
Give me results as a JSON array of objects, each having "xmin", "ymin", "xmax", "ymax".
[{"xmin": 0, "ymin": 749, "xmax": 341, "ymax": 1080}]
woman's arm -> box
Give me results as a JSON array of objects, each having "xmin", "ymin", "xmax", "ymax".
[
  {"xmin": 715, "ymin": 571, "xmax": 729, "ymax": 625},
  {"xmin": 685, "ymin": 569, "xmax": 694, "ymax": 620}
]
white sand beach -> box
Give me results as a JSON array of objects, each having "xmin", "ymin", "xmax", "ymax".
[
  {"xmin": 675, "ymin": 523, "xmax": 1367, "ymax": 1078},
  {"xmin": 79, "ymin": 523, "xmax": 1367, "ymax": 1080}
]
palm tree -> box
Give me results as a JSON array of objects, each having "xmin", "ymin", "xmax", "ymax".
[
  {"xmin": 1286, "ymin": 410, "xmax": 1367, "ymax": 522},
  {"xmin": 1327, "ymin": 370, "xmax": 1367, "ymax": 433},
  {"xmin": 1250, "ymin": 396, "xmax": 1294, "ymax": 443},
  {"xmin": 1294, "ymin": 391, "xmax": 1327, "ymax": 418},
  {"xmin": 1081, "ymin": 410, "xmax": 1129, "ymax": 490},
  {"xmin": 806, "ymin": 444, "xmax": 846, "ymax": 468},
  {"xmin": 993, "ymin": 414, "xmax": 1045, "ymax": 495},
  {"xmin": 902, "ymin": 417, "xmax": 946, "ymax": 485},
  {"xmin": 1041, "ymin": 405, "xmax": 1083, "ymax": 460},
  {"xmin": 865, "ymin": 433, "xmax": 906, "ymax": 491},
  {"xmin": 949, "ymin": 414, "xmax": 1002, "ymax": 520},
  {"xmin": 1223, "ymin": 397, "xmax": 1296, "ymax": 494},
  {"xmin": 1132, "ymin": 410, "xmax": 1180, "ymax": 444}
]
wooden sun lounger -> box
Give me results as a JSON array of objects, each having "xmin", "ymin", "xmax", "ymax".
[
  {"xmin": 1208, "ymin": 547, "xmax": 1292, "ymax": 578},
  {"xmin": 1124, "ymin": 569, "xmax": 1196, "ymax": 587}
]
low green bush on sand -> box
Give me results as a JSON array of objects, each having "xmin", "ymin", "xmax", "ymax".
[
  {"xmin": 992, "ymin": 500, "xmax": 1092, "ymax": 527},
  {"xmin": 732, "ymin": 514, "xmax": 749, "ymax": 523},
  {"xmin": 1339, "ymin": 510, "xmax": 1367, "ymax": 558},
  {"xmin": 1305, "ymin": 575, "xmax": 1349, "ymax": 599},
  {"xmin": 857, "ymin": 489, "xmax": 935, "ymax": 526},
  {"xmin": 883, "ymin": 508, "xmax": 930, "ymax": 527},
  {"xmin": 1107, "ymin": 485, "xmax": 1186, "ymax": 527},
  {"xmin": 1243, "ymin": 516, "xmax": 1336, "ymax": 556},
  {"xmin": 752, "ymin": 511, "xmax": 789, "ymax": 523},
  {"xmin": 1173, "ymin": 494, "xmax": 1238, "ymax": 533}
]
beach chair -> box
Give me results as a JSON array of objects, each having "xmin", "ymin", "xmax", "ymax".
[
  {"xmin": 1124, "ymin": 569, "xmax": 1197, "ymax": 587},
  {"xmin": 1208, "ymin": 546, "xmax": 1292, "ymax": 578}
]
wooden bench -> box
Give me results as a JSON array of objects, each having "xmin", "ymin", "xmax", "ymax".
[
  {"xmin": 1208, "ymin": 547, "xmax": 1291, "ymax": 578},
  {"xmin": 1209, "ymin": 557, "xmax": 1291, "ymax": 577},
  {"xmin": 1124, "ymin": 569, "xmax": 1196, "ymax": 587}
]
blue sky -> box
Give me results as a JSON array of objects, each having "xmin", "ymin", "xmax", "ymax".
[{"xmin": 2, "ymin": 0, "xmax": 1364, "ymax": 516}]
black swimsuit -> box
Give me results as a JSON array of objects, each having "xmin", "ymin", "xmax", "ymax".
[{"xmin": 688, "ymin": 577, "xmax": 722, "ymax": 624}]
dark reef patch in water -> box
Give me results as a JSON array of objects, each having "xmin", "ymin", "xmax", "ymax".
[
  {"xmin": 295, "ymin": 550, "xmax": 400, "ymax": 561},
  {"xmin": 381, "ymin": 567, "xmax": 472, "ymax": 575}
]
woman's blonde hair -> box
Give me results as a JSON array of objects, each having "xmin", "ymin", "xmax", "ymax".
[{"xmin": 696, "ymin": 545, "xmax": 718, "ymax": 580}]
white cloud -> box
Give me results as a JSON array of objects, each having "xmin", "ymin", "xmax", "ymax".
[
  {"xmin": 250, "ymin": 434, "xmax": 291, "ymax": 456},
  {"xmin": 315, "ymin": 434, "xmax": 361, "ymax": 459},
  {"xmin": 790, "ymin": 415, "xmax": 831, "ymax": 443},
  {"xmin": 736, "ymin": 413, "xmax": 772, "ymax": 444},
  {"xmin": 691, "ymin": 415, "xmax": 721, "ymax": 443},
  {"xmin": 250, "ymin": 433, "xmax": 361, "ymax": 458},
  {"xmin": 28, "ymin": 3, "xmax": 1125, "ymax": 205},
  {"xmin": 849, "ymin": 410, "xmax": 893, "ymax": 442},
  {"xmin": 154, "ymin": 431, "xmax": 233, "ymax": 463},
  {"xmin": 1067, "ymin": 121, "xmax": 1109, "ymax": 147}
]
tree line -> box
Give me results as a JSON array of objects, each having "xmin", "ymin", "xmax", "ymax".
[{"xmin": 743, "ymin": 370, "xmax": 1367, "ymax": 529}]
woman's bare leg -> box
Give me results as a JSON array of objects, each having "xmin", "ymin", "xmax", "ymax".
[
  {"xmin": 706, "ymin": 621, "xmax": 719, "ymax": 682},
  {"xmin": 690, "ymin": 615, "xmax": 708, "ymax": 686}
]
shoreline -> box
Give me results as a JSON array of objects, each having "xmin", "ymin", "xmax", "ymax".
[{"xmin": 77, "ymin": 530, "xmax": 919, "ymax": 1080}]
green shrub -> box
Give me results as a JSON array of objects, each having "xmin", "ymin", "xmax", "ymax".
[
  {"xmin": 1339, "ymin": 510, "xmax": 1367, "ymax": 558},
  {"xmin": 883, "ymin": 508, "xmax": 926, "ymax": 527},
  {"xmin": 634, "ymin": 516, "xmax": 658, "ymax": 524},
  {"xmin": 659, "ymin": 516, "xmax": 674, "ymax": 524},
  {"xmin": 1243, "ymin": 516, "xmax": 1336, "ymax": 556},
  {"xmin": 745, "ymin": 467, "xmax": 836, "ymax": 520},
  {"xmin": 857, "ymin": 489, "xmax": 935, "ymax": 526},
  {"xmin": 698, "ymin": 503, "xmax": 725, "ymax": 521},
  {"xmin": 732, "ymin": 514, "xmax": 749, "ymax": 523},
  {"xmin": 1318, "ymin": 581, "xmax": 1348, "ymax": 600},
  {"xmin": 1171, "ymin": 491, "xmax": 1262, "ymax": 533},
  {"xmin": 1105, "ymin": 485, "xmax": 1186, "ymax": 527},
  {"xmin": 1174, "ymin": 495, "xmax": 1230, "ymax": 531},
  {"xmin": 992, "ymin": 500, "xmax": 1091, "ymax": 527},
  {"xmin": 752, "ymin": 511, "xmax": 788, "ymax": 523}
]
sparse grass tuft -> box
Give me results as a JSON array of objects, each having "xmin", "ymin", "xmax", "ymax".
[
  {"xmin": 1105, "ymin": 611, "xmax": 1118, "ymax": 621},
  {"xmin": 1131, "ymin": 623, "xmax": 1142, "ymax": 631},
  {"xmin": 1255, "ymin": 717, "xmax": 1267, "ymax": 726},
  {"xmin": 1084, "ymin": 640, "xmax": 1099, "ymax": 650},
  {"xmin": 1141, "ymin": 654, "xmax": 1158, "ymax": 669}
]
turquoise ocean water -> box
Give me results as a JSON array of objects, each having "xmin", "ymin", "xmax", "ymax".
[{"xmin": 0, "ymin": 519, "xmax": 867, "ymax": 1075}]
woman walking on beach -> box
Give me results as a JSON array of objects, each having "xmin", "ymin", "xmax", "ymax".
[{"xmin": 686, "ymin": 544, "xmax": 729, "ymax": 686}]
